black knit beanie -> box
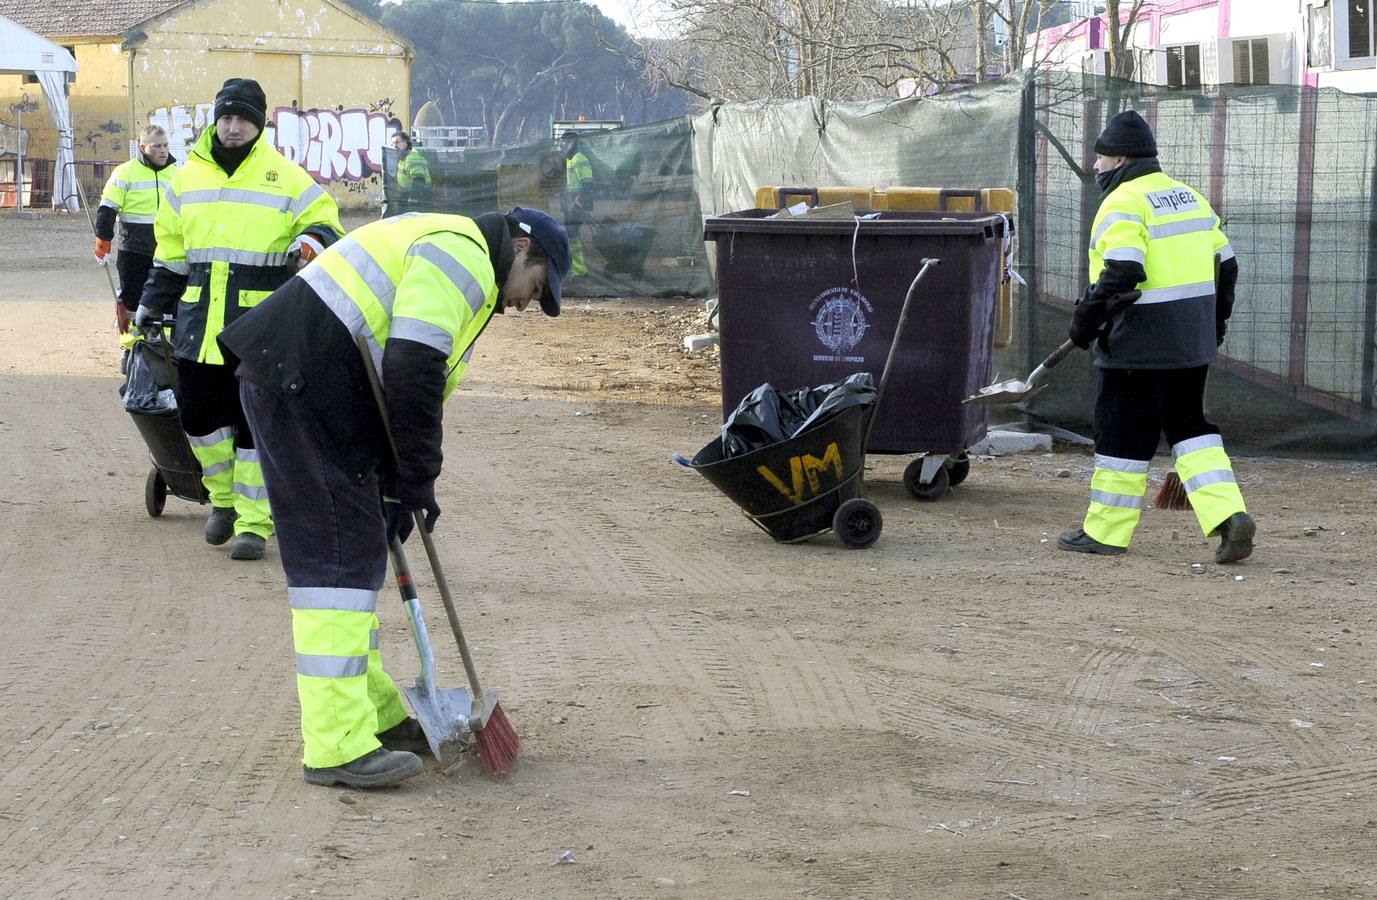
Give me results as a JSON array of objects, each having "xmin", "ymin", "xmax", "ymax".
[
  {"xmin": 1094, "ymin": 110, "xmax": 1157, "ymax": 158},
  {"xmin": 214, "ymin": 78, "xmax": 268, "ymax": 130}
]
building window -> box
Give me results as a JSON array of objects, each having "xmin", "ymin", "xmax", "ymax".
[
  {"xmin": 1350, "ymin": 0, "xmax": 1374, "ymax": 58},
  {"xmin": 1166, "ymin": 44, "xmax": 1202, "ymax": 87},
  {"xmin": 62, "ymin": 45, "xmax": 76, "ymax": 83},
  {"xmin": 1233, "ymin": 38, "xmax": 1271, "ymax": 84}
]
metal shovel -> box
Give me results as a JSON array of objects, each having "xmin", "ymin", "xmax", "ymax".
[
  {"xmin": 387, "ymin": 535, "xmax": 476, "ymax": 767},
  {"xmin": 962, "ymin": 338, "xmax": 1077, "ymax": 406}
]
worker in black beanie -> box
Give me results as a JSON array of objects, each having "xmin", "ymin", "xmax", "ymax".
[
  {"xmin": 213, "ymin": 77, "xmax": 268, "ymax": 131},
  {"xmin": 1057, "ymin": 108, "xmax": 1254, "ymax": 565}
]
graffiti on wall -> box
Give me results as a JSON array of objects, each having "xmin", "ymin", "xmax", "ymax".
[
  {"xmin": 272, "ymin": 105, "xmax": 398, "ymax": 184},
  {"xmin": 149, "ymin": 102, "xmax": 215, "ymax": 165}
]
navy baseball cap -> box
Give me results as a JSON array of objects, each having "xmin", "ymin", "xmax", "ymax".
[{"xmin": 508, "ymin": 206, "xmax": 571, "ymax": 317}]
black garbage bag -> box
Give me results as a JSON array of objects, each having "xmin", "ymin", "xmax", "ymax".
[
  {"xmin": 122, "ymin": 332, "xmax": 180, "ymax": 416},
  {"xmin": 721, "ymin": 372, "xmax": 876, "ymax": 458}
]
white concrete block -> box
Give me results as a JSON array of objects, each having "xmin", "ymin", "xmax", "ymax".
[
  {"xmin": 683, "ymin": 332, "xmax": 719, "ymax": 352},
  {"xmin": 968, "ymin": 430, "xmax": 1053, "ymax": 456}
]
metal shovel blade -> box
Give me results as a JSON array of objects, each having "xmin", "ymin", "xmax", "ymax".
[
  {"xmin": 962, "ymin": 378, "xmax": 1046, "ymax": 406},
  {"xmin": 402, "ymin": 680, "xmax": 475, "ymax": 768}
]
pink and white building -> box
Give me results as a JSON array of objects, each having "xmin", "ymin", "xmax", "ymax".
[{"xmin": 1028, "ymin": 0, "xmax": 1377, "ymax": 93}]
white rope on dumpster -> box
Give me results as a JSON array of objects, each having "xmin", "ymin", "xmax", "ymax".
[
  {"xmin": 998, "ymin": 211, "xmax": 1026, "ymax": 287},
  {"xmin": 850, "ymin": 213, "xmax": 881, "ymax": 291}
]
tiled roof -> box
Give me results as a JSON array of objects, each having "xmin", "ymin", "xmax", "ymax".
[{"xmin": 0, "ymin": 1, "xmax": 184, "ymax": 38}]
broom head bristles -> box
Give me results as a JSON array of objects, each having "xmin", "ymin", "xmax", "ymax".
[
  {"xmin": 474, "ymin": 702, "xmax": 520, "ymax": 777},
  {"xmin": 1155, "ymin": 472, "xmax": 1190, "ymax": 510}
]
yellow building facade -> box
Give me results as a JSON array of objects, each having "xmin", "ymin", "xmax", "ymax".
[{"xmin": 0, "ymin": 0, "xmax": 411, "ymax": 208}]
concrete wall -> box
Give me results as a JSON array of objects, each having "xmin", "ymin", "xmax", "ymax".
[{"xmin": 0, "ymin": 0, "xmax": 410, "ymax": 209}]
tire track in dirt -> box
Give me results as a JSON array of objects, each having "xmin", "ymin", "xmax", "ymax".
[{"xmin": 1047, "ymin": 634, "xmax": 1145, "ymax": 737}]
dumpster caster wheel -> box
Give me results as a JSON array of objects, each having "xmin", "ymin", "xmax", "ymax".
[
  {"xmin": 948, "ymin": 455, "xmax": 971, "ymax": 488},
  {"xmin": 146, "ymin": 468, "xmax": 167, "ymax": 518},
  {"xmin": 904, "ymin": 459, "xmax": 950, "ymax": 500},
  {"xmin": 834, "ymin": 498, "xmax": 882, "ymax": 549}
]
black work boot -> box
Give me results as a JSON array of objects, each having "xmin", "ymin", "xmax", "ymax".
[
  {"xmin": 1214, "ymin": 512, "xmax": 1256, "ymax": 564},
  {"xmin": 229, "ymin": 532, "xmax": 266, "ymax": 561},
  {"xmin": 204, "ymin": 506, "xmax": 237, "ymax": 546},
  {"xmin": 303, "ymin": 747, "xmax": 423, "ymax": 788},
  {"xmin": 378, "ymin": 717, "xmax": 431, "ymax": 755},
  {"xmin": 1057, "ymin": 528, "xmax": 1127, "ymax": 556}
]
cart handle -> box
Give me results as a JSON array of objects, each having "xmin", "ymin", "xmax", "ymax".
[{"xmin": 863, "ymin": 258, "xmax": 940, "ymax": 452}]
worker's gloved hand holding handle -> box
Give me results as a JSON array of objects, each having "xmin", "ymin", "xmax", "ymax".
[
  {"xmin": 383, "ymin": 480, "xmax": 441, "ymax": 545},
  {"xmin": 1068, "ymin": 290, "xmax": 1142, "ymax": 350}
]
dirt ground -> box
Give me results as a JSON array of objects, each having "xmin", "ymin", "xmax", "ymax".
[{"xmin": 2, "ymin": 212, "xmax": 1375, "ymax": 899}]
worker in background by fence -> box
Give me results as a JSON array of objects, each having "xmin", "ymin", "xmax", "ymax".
[
  {"xmin": 1058, "ymin": 109, "xmax": 1255, "ymax": 565},
  {"xmin": 561, "ymin": 129, "xmax": 591, "ymax": 277},
  {"xmin": 390, "ymin": 131, "xmax": 432, "ymax": 215},
  {"xmin": 96, "ymin": 124, "xmax": 176, "ymax": 334},
  {"xmin": 218, "ymin": 207, "xmax": 571, "ymax": 787},
  {"xmin": 135, "ymin": 77, "xmax": 343, "ymax": 561}
]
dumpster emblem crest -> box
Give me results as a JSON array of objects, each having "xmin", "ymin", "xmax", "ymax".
[{"xmin": 810, "ymin": 287, "xmax": 872, "ymax": 362}]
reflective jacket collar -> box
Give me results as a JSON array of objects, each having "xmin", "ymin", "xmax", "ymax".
[
  {"xmin": 474, "ymin": 212, "xmax": 515, "ymax": 289},
  {"xmin": 139, "ymin": 152, "xmax": 176, "ymax": 173},
  {"xmin": 1098, "ymin": 156, "xmax": 1161, "ymax": 200},
  {"xmin": 192, "ymin": 125, "xmax": 263, "ymax": 177}
]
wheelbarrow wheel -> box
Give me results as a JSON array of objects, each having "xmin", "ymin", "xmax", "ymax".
[
  {"xmin": 146, "ymin": 468, "xmax": 167, "ymax": 518},
  {"xmin": 948, "ymin": 455, "xmax": 971, "ymax": 488},
  {"xmin": 833, "ymin": 498, "xmax": 882, "ymax": 549},
  {"xmin": 904, "ymin": 459, "xmax": 950, "ymax": 501}
]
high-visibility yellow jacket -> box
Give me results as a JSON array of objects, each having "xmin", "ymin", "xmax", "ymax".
[
  {"xmin": 1088, "ymin": 170, "xmax": 1234, "ymax": 368},
  {"xmin": 220, "ymin": 212, "xmax": 505, "ymax": 490},
  {"xmin": 566, "ymin": 151, "xmax": 592, "ymax": 191},
  {"xmin": 144, "ymin": 127, "xmax": 343, "ymax": 365},
  {"xmin": 96, "ymin": 155, "xmax": 176, "ymax": 256},
  {"xmin": 397, "ymin": 148, "xmax": 431, "ymax": 190}
]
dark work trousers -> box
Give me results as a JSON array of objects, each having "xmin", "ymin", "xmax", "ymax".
[
  {"xmin": 175, "ymin": 358, "xmax": 255, "ymax": 449},
  {"xmin": 239, "ymin": 381, "xmax": 387, "ymax": 591},
  {"xmin": 1094, "ymin": 365, "xmax": 1219, "ymax": 460},
  {"xmin": 116, "ymin": 252, "xmax": 155, "ymax": 311}
]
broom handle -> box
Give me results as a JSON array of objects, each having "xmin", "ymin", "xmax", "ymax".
[
  {"xmin": 355, "ymin": 336, "xmax": 487, "ymax": 700},
  {"xmin": 74, "ymin": 164, "xmax": 122, "ymax": 303}
]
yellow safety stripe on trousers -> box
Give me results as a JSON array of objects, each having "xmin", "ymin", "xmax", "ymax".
[
  {"xmin": 1172, "ymin": 435, "xmax": 1246, "ymax": 535},
  {"xmin": 292, "ymin": 605, "xmax": 391, "ymax": 768},
  {"xmin": 1083, "ymin": 464, "xmax": 1148, "ymax": 548},
  {"xmin": 232, "ymin": 447, "xmax": 269, "ymax": 501},
  {"xmin": 186, "ymin": 428, "xmax": 234, "ymax": 506}
]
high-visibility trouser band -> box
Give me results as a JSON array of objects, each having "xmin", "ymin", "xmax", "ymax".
[
  {"xmin": 1082, "ymin": 466, "xmax": 1147, "ymax": 548},
  {"xmin": 232, "ymin": 447, "xmax": 273, "ymax": 538},
  {"xmin": 1173, "ymin": 441, "xmax": 1246, "ymax": 536},
  {"xmin": 187, "ymin": 428, "xmax": 235, "ymax": 507},
  {"xmin": 293, "ymin": 608, "xmax": 405, "ymax": 769}
]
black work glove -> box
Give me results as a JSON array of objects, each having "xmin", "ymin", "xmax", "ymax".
[
  {"xmin": 383, "ymin": 481, "xmax": 441, "ymax": 545},
  {"xmin": 1068, "ymin": 290, "xmax": 1142, "ymax": 350},
  {"xmin": 1068, "ymin": 313, "xmax": 1101, "ymax": 350}
]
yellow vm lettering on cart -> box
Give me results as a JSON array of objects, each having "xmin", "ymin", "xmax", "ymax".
[{"xmin": 757, "ymin": 442, "xmax": 845, "ymax": 504}]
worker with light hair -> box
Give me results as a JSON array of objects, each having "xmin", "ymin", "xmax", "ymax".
[{"xmin": 96, "ymin": 124, "xmax": 176, "ymax": 333}]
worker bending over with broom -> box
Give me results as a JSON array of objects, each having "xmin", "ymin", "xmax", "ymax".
[
  {"xmin": 219, "ymin": 208, "xmax": 571, "ymax": 788},
  {"xmin": 1057, "ymin": 110, "xmax": 1255, "ymax": 564}
]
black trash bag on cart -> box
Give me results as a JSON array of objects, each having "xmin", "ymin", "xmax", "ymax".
[
  {"xmin": 122, "ymin": 331, "xmax": 180, "ymax": 417},
  {"xmin": 721, "ymin": 372, "xmax": 876, "ymax": 459}
]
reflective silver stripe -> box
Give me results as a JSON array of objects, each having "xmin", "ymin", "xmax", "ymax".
[
  {"xmin": 1184, "ymin": 469, "xmax": 1237, "ymax": 494},
  {"xmin": 1217, "ymin": 243, "xmax": 1236, "ymax": 262},
  {"xmin": 186, "ymin": 247, "xmax": 293, "ymax": 267},
  {"xmin": 1094, "ymin": 454, "xmax": 1150, "ymax": 474},
  {"xmin": 296, "ymin": 653, "xmax": 368, "ymax": 679},
  {"xmin": 233, "ymin": 482, "xmax": 270, "ymax": 501},
  {"xmin": 290, "ymin": 183, "xmax": 327, "ymax": 217},
  {"xmin": 1172, "ymin": 434, "xmax": 1223, "ymax": 459},
  {"xmin": 336, "ymin": 238, "xmax": 397, "ymax": 311},
  {"xmin": 369, "ymin": 629, "xmax": 380, "ymax": 651},
  {"xmin": 1091, "ymin": 212, "xmax": 1143, "ymax": 245},
  {"xmin": 289, "ymin": 587, "xmax": 379, "ymax": 613},
  {"xmin": 1136, "ymin": 282, "xmax": 1214, "ymax": 305},
  {"xmin": 110, "ymin": 178, "xmax": 131, "ymax": 191},
  {"xmin": 1090, "ymin": 489, "xmax": 1143, "ymax": 509},
  {"xmin": 1147, "ymin": 217, "xmax": 1216, "ymax": 240},
  {"xmin": 235, "ymin": 447, "xmax": 260, "ymax": 465},
  {"xmin": 300, "ymin": 264, "xmax": 385, "ymax": 379},
  {"xmin": 1103, "ymin": 246, "xmax": 1146, "ymax": 264},
  {"xmin": 125, "ymin": 180, "xmax": 158, "ymax": 191},
  {"xmin": 188, "ymin": 426, "xmax": 235, "ymax": 447},
  {"xmin": 121, "ymin": 213, "xmax": 156, "ymax": 224},
  {"xmin": 100, "ymin": 198, "xmax": 121, "ymax": 211},
  {"xmin": 164, "ymin": 190, "xmax": 182, "ymax": 214},
  {"xmin": 391, "ymin": 316, "xmax": 454, "ymax": 355},
  {"xmin": 408, "ymin": 242, "xmax": 486, "ymax": 314},
  {"xmin": 177, "ymin": 187, "xmax": 293, "ymax": 212},
  {"xmin": 460, "ymin": 343, "xmax": 475, "ymax": 365},
  {"xmin": 155, "ymin": 259, "xmax": 190, "ymax": 276},
  {"xmin": 201, "ymin": 459, "xmax": 234, "ymax": 478}
]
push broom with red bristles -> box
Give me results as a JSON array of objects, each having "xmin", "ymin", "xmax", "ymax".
[
  {"xmin": 414, "ymin": 522, "xmax": 521, "ymax": 777},
  {"xmin": 1155, "ymin": 472, "xmax": 1190, "ymax": 510}
]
